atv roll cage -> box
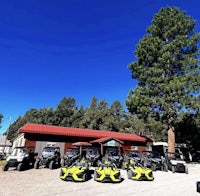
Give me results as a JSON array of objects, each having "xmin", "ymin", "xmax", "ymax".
[
  {"xmin": 34, "ymin": 146, "xmax": 61, "ymax": 170},
  {"xmin": 85, "ymin": 147, "xmax": 101, "ymax": 166},
  {"xmin": 165, "ymin": 152, "xmax": 188, "ymax": 174},
  {"xmin": 103, "ymin": 147, "xmax": 123, "ymax": 168},
  {"xmin": 61, "ymin": 147, "xmax": 81, "ymax": 166},
  {"xmin": 3, "ymin": 146, "xmax": 37, "ymax": 171},
  {"xmin": 141, "ymin": 150, "xmax": 167, "ymax": 171}
]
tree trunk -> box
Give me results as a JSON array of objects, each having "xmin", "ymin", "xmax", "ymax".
[{"xmin": 168, "ymin": 126, "xmax": 175, "ymax": 153}]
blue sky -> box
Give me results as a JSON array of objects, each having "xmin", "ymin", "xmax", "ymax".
[{"xmin": 0, "ymin": 0, "xmax": 200, "ymax": 134}]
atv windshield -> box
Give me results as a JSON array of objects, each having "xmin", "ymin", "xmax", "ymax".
[
  {"xmin": 149, "ymin": 151, "xmax": 161, "ymax": 158},
  {"xmin": 130, "ymin": 151, "xmax": 140, "ymax": 157},
  {"xmin": 11, "ymin": 147, "xmax": 26, "ymax": 156},
  {"xmin": 107, "ymin": 150, "xmax": 119, "ymax": 156},
  {"xmin": 86, "ymin": 149, "xmax": 99, "ymax": 156},
  {"xmin": 66, "ymin": 149, "xmax": 79, "ymax": 157},
  {"xmin": 43, "ymin": 147, "xmax": 56, "ymax": 153},
  {"xmin": 142, "ymin": 151, "xmax": 161, "ymax": 158}
]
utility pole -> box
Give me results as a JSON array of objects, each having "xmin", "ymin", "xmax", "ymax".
[{"xmin": 3, "ymin": 117, "xmax": 12, "ymax": 154}]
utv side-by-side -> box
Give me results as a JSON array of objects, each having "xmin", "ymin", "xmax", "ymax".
[
  {"xmin": 127, "ymin": 159, "xmax": 154, "ymax": 181},
  {"xmin": 141, "ymin": 150, "xmax": 168, "ymax": 172},
  {"xmin": 103, "ymin": 147, "xmax": 123, "ymax": 168},
  {"xmin": 60, "ymin": 158, "xmax": 90, "ymax": 182},
  {"xmin": 2, "ymin": 146, "xmax": 37, "ymax": 171},
  {"xmin": 61, "ymin": 147, "xmax": 81, "ymax": 167},
  {"xmin": 85, "ymin": 147, "xmax": 101, "ymax": 166},
  {"xmin": 94, "ymin": 159, "xmax": 122, "ymax": 183},
  {"xmin": 122, "ymin": 150, "xmax": 142, "ymax": 169},
  {"xmin": 34, "ymin": 146, "xmax": 61, "ymax": 170},
  {"xmin": 165, "ymin": 152, "xmax": 189, "ymax": 174}
]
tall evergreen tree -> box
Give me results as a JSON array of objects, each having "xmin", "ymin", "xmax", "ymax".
[
  {"xmin": 54, "ymin": 97, "xmax": 77, "ymax": 126},
  {"xmin": 126, "ymin": 7, "xmax": 200, "ymax": 153}
]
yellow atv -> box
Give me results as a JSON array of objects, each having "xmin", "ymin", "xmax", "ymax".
[
  {"xmin": 127, "ymin": 159, "xmax": 154, "ymax": 181},
  {"xmin": 94, "ymin": 159, "xmax": 121, "ymax": 183},
  {"xmin": 60, "ymin": 158, "xmax": 90, "ymax": 182}
]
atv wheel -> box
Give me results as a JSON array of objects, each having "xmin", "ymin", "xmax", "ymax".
[
  {"xmin": 121, "ymin": 162, "xmax": 126, "ymax": 170},
  {"xmin": 17, "ymin": 163, "xmax": 24, "ymax": 171},
  {"xmin": 34, "ymin": 160, "xmax": 40, "ymax": 169},
  {"xmin": 61, "ymin": 159, "xmax": 65, "ymax": 167},
  {"xmin": 172, "ymin": 165, "xmax": 175, "ymax": 173},
  {"xmin": 82, "ymin": 173, "xmax": 87, "ymax": 181},
  {"xmin": 151, "ymin": 163, "xmax": 156, "ymax": 171},
  {"xmin": 185, "ymin": 166, "xmax": 189, "ymax": 174},
  {"xmin": 127, "ymin": 170, "xmax": 132, "ymax": 179},
  {"xmin": 2, "ymin": 163, "xmax": 9, "ymax": 171},
  {"xmin": 49, "ymin": 160, "xmax": 54, "ymax": 170},
  {"xmin": 60, "ymin": 169, "xmax": 64, "ymax": 177},
  {"xmin": 164, "ymin": 164, "xmax": 168, "ymax": 172},
  {"xmin": 94, "ymin": 171, "xmax": 97, "ymax": 178}
]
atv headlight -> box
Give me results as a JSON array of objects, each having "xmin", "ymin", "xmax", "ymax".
[
  {"xmin": 17, "ymin": 157, "xmax": 24, "ymax": 162},
  {"xmin": 149, "ymin": 171, "xmax": 153, "ymax": 177},
  {"xmin": 6, "ymin": 157, "xmax": 10, "ymax": 161},
  {"xmin": 95, "ymin": 171, "xmax": 101, "ymax": 178},
  {"xmin": 77, "ymin": 173, "xmax": 84, "ymax": 178},
  {"xmin": 114, "ymin": 172, "xmax": 120, "ymax": 179}
]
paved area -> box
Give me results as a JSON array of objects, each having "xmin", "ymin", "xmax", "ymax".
[{"xmin": 0, "ymin": 164, "xmax": 199, "ymax": 196}]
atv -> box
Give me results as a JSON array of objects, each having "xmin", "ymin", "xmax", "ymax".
[
  {"xmin": 34, "ymin": 146, "xmax": 61, "ymax": 170},
  {"xmin": 141, "ymin": 150, "xmax": 168, "ymax": 172},
  {"xmin": 61, "ymin": 147, "xmax": 81, "ymax": 167},
  {"xmin": 165, "ymin": 152, "xmax": 189, "ymax": 174},
  {"xmin": 103, "ymin": 147, "xmax": 123, "ymax": 168},
  {"xmin": 122, "ymin": 150, "xmax": 142, "ymax": 169},
  {"xmin": 85, "ymin": 147, "xmax": 101, "ymax": 166},
  {"xmin": 127, "ymin": 159, "xmax": 154, "ymax": 181},
  {"xmin": 2, "ymin": 146, "xmax": 37, "ymax": 171},
  {"xmin": 60, "ymin": 158, "xmax": 90, "ymax": 182},
  {"xmin": 94, "ymin": 159, "xmax": 121, "ymax": 183}
]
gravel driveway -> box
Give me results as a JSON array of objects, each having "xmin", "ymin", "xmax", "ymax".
[{"xmin": 0, "ymin": 164, "xmax": 199, "ymax": 196}]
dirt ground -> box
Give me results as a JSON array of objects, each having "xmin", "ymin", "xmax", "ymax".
[{"xmin": 0, "ymin": 163, "xmax": 200, "ymax": 196}]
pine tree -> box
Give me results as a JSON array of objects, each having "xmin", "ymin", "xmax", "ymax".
[{"xmin": 126, "ymin": 7, "xmax": 200, "ymax": 153}]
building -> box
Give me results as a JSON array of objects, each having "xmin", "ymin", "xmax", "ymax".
[
  {"xmin": 0, "ymin": 135, "xmax": 12, "ymax": 157},
  {"xmin": 14, "ymin": 123, "xmax": 152, "ymax": 155}
]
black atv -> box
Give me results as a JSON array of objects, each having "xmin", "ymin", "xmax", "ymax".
[
  {"xmin": 103, "ymin": 147, "xmax": 123, "ymax": 168},
  {"xmin": 61, "ymin": 147, "xmax": 81, "ymax": 167},
  {"xmin": 34, "ymin": 146, "xmax": 61, "ymax": 170},
  {"xmin": 122, "ymin": 150, "xmax": 142, "ymax": 169},
  {"xmin": 141, "ymin": 151, "xmax": 168, "ymax": 172},
  {"xmin": 2, "ymin": 146, "xmax": 37, "ymax": 171},
  {"xmin": 85, "ymin": 147, "xmax": 101, "ymax": 166}
]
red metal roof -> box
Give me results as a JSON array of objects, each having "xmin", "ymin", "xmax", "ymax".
[
  {"xmin": 72, "ymin": 142, "xmax": 92, "ymax": 146},
  {"xmin": 18, "ymin": 123, "xmax": 151, "ymax": 143},
  {"xmin": 90, "ymin": 137, "xmax": 124, "ymax": 144}
]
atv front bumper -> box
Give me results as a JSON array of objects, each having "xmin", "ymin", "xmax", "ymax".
[{"xmin": 60, "ymin": 167, "xmax": 87, "ymax": 182}]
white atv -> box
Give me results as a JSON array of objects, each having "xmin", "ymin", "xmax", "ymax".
[
  {"xmin": 2, "ymin": 146, "xmax": 37, "ymax": 171},
  {"xmin": 166, "ymin": 152, "xmax": 189, "ymax": 174}
]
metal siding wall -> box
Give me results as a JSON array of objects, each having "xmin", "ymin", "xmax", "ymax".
[
  {"xmin": 35, "ymin": 141, "xmax": 48, "ymax": 155},
  {"xmin": 35, "ymin": 141, "xmax": 65, "ymax": 156}
]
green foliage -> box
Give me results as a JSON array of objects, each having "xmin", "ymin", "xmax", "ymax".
[
  {"xmin": 126, "ymin": 6, "xmax": 200, "ymax": 144},
  {"xmin": 5, "ymin": 96, "xmax": 132, "ymax": 141},
  {"xmin": 176, "ymin": 112, "xmax": 200, "ymax": 151}
]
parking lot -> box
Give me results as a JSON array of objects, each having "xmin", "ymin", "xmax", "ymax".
[{"xmin": 0, "ymin": 163, "xmax": 200, "ymax": 196}]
